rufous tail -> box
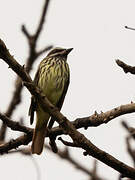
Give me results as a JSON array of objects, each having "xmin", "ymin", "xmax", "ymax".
[{"xmin": 31, "ymin": 124, "xmax": 47, "ymax": 155}]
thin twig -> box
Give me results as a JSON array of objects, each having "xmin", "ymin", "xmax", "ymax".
[
  {"xmin": 36, "ymin": 45, "xmax": 53, "ymax": 57},
  {"xmin": 126, "ymin": 136, "xmax": 135, "ymax": 167},
  {"xmin": 0, "ymin": 0, "xmax": 52, "ymax": 141},
  {"xmin": 0, "ymin": 112, "xmax": 32, "ymax": 133},
  {"xmin": 116, "ymin": 59, "xmax": 135, "ymax": 74},
  {"xmin": 122, "ymin": 121, "xmax": 135, "ymax": 167},
  {"xmin": 34, "ymin": 0, "xmax": 50, "ymax": 41},
  {"xmin": 0, "ymin": 134, "xmax": 32, "ymax": 154},
  {"xmin": 125, "ymin": 26, "xmax": 135, "ymax": 31},
  {"xmin": 122, "ymin": 121, "xmax": 135, "ymax": 139},
  {"xmin": 58, "ymin": 137, "xmax": 78, "ymax": 147},
  {"xmin": 90, "ymin": 160, "xmax": 99, "ymax": 180}
]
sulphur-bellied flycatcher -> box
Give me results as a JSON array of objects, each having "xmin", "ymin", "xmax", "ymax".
[{"xmin": 29, "ymin": 47, "xmax": 73, "ymax": 155}]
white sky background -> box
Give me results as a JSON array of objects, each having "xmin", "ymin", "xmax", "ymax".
[{"xmin": 0, "ymin": 0, "xmax": 135, "ymax": 179}]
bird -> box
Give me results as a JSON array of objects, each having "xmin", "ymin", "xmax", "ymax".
[{"xmin": 29, "ymin": 47, "xmax": 73, "ymax": 155}]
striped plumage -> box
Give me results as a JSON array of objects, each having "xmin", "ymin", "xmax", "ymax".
[{"xmin": 29, "ymin": 47, "xmax": 73, "ymax": 155}]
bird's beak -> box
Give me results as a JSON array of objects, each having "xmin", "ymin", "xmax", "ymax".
[{"xmin": 65, "ymin": 48, "xmax": 73, "ymax": 55}]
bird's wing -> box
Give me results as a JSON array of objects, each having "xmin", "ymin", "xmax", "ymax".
[
  {"xmin": 57, "ymin": 76, "xmax": 70, "ymax": 110},
  {"xmin": 28, "ymin": 68, "xmax": 40, "ymax": 125},
  {"xmin": 48, "ymin": 75, "xmax": 70, "ymax": 129}
]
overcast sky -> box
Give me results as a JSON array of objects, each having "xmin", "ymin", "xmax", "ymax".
[{"xmin": 0, "ymin": 0, "xmax": 135, "ymax": 179}]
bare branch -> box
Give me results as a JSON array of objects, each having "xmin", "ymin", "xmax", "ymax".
[
  {"xmin": 22, "ymin": 0, "xmax": 51, "ymax": 54},
  {"xmin": 8, "ymin": 147, "xmax": 31, "ymax": 155},
  {"xmin": 116, "ymin": 59, "xmax": 135, "ymax": 74},
  {"xmin": 0, "ymin": 112, "xmax": 32, "ymax": 133},
  {"xmin": 49, "ymin": 103, "xmax": 135, "ymax": 137},
  {"xmin": 36, "ymin": 45, "xmax": 53, "ymax": 57},
  {"xmin": 58, "ymin": 137, "xmax": 78, "ymax": 147},
  {"xmin": 21, "ymin": 25, "xmax": 30, "ymax": 39},
  {"xmin": 122, "ymin": 121, "xmax": 135, "ymax": 139},
  {"xmin": 2, "ymin": 99, "xmax": 135, "ymax": 141},
  {"xmin": 125, "ymin": 26, "xmax": 135, "ymax": 31},
  {"xmin": 49, "ymin": 134, "xmax": 58, "ymax": 153},
  {"xmin": 0, "ymin": 134, "xmax": 32, "ymax": 154},
  {"xmin": 91, "ymin": 160, "xmax": 99, "ymax": 180},
  {"xmin": 122, "ymin": 121, "xmax": 135, "ymax": 168},
  {"xmin": 126, "ymin": 136, "xmax": 135, "ymax": 167},
  {"xmin": 34, "ymin": 0, "xmax": 50, "ymax": 41},
  {"xmin": 0, "ymin": 0, "xmax": 52, "ymax": 142},
  {"xmin": 1, "ymin": 39, "xmax": 135, "ymax": 178}
]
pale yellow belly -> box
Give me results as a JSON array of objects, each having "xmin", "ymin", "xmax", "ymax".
[{"xmin": 38, "ymin": 67, "xmax": 67, "ymax": 106}]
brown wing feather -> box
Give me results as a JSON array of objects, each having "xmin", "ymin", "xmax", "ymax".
[
  {"xmin": 48, "ymin": 76, "xmax": 70, "ymax": 129},
  {"xmin": 57, "ymin": 76, "xmax": 70, "ymax": 110}
]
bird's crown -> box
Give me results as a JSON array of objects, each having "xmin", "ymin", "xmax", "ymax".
[{"xmin": 47, "ymin": 47, "xmax": 73, "ymax": 57}]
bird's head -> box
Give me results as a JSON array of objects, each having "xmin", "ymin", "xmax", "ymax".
[{"xmin": 47, "ymin": 47, "xmax": 73, "ymax": 58}]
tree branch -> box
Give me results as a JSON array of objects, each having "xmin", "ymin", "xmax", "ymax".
[
  {"xmin": 1, "ymin": 101, "xmax": 135, "ymax": 141},
  {"xmin": 125, "ymin": 26, "xmax": 135, "ymax": 31},
  {"xmin": 0, "ymin": 112, "xmax": 32, "ymax": 134},
  {"xmin": 49, "ymin": 103, "xmax": 135, "ymax": 137},
  {"xmin": 1, "ymin": 102, "xmax": 135, "ymax": 156},
  {"xmin": 116, "ymin": 59, "xmax": 135, "ymax": 74},
  {"xmin": 22, "ymin": 0, "xmax": 51, "ymax": 58},
  {"xmin": 0, "ymin": 134, "xmax": 32, "ymax": 154},
  {"xmin": 36, "ymin": 45, "xmax": 53, "ymax": 57},
  {"xmin": 21, "ymin": 25, "xmax": 30, "ymax": 39},
  {"xmin": 34, "ymin": 0, "xmax": 50, "ymax": 41},
  {"xmin": 122, "ymin": 121, "xmax": 135, "ymax": 139},
  {"xmin": 126, "ymin": 136, "xmax": 135, "ymax": 167},
  {"xmin": 0, "ymin": 39, "xmax": 135, "ymax": 178},
  {"xmin": 58, "ymin": 137, "xmax": 78, "ymax": 147},
  {"xmin": 91, "ymin": 160, "xmax": 99, "ymax": 180},
  {"xmin": 122, "ymin": 121, "xmax": 135, "ymax": 167},
  {"xmin": 0, "ymin": 0, "xmax": 52, "ymax": 141}
]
